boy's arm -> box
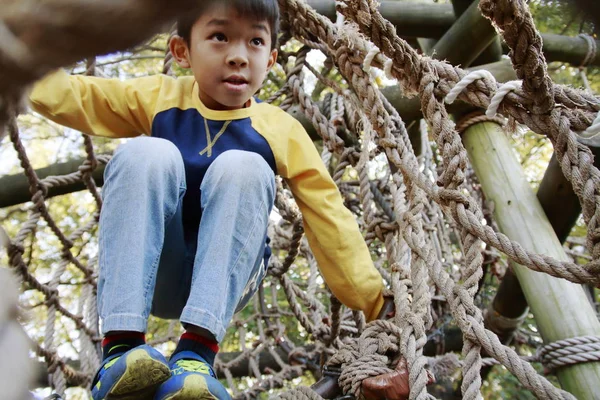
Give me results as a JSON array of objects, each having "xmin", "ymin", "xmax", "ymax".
[
  {"xmin": 282, "ymin": 121, "xmax": 385, "ymax": 321},
  {"xmin": 28, "ymin": 69, "xmax": 165, "ymax": 137}
]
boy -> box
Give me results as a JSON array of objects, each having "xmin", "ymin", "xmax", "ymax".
[{"xmin": 29, "ymin": 0, "xmax": 384, "ymax": 399}]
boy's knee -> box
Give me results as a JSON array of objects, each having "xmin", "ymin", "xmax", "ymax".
[
  {"xmin": 210, "ymin": 150, "xmax": 274, "ymax": 187},
  {"xmin": 116, "ymin": 137, "xmax": 179, "ymax": 159},
  {"xmin": 112, "ymin": 137, "xmax": 183, "ymax": 172}
]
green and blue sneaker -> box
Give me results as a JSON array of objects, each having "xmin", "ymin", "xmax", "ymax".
[
  {"xmin": 154, "ymin": 351, "xmax": 231, "ymax": 400},
  {"xmin": 91, "ymin": 344, "xmax": 171, "ymax": 400}
]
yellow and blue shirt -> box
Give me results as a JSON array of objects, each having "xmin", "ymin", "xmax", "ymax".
[{"xmin": 29, "ymin": 70, "xmax": 384, "ymax": 320}]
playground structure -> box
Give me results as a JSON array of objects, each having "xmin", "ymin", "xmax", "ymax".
[{"xmin": 0, "ymin": 0, "xmax": 600, "ymax": 398}]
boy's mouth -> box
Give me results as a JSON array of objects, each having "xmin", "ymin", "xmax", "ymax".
[{"xmin": 223, "ymin": 76, "xmax": 249, "ymax": 86}]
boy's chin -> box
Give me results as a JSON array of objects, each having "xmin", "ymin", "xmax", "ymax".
[{"xmin": 213, "ymin": 97, "xmax": 252, "ymax": 110}]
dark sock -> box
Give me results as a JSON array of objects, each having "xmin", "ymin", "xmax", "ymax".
[
  {"xmin": 173, "ymin": 332, "xmax": 219, "ymax": 366},
  {"xmin": 101, "ymin": 332, "xmax": 146, "ymax": 360}
]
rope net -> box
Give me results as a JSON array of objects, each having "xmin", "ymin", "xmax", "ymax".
[{"xmin": 0, "ymin": 0, "xmax": 599, "ymax": 399}]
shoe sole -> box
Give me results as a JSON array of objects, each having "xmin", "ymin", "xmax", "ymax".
[
  {"xmin": 162, "ymin": 375, "xmax": 219, "ymax": 400},
  {"xmin": 107, "ymin": 348, "xmax": 170, "ymax": 400}
]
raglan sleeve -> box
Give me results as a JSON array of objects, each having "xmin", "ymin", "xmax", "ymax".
[
  {"xmin": 28, "ymin": 68, "xmax": 166, "ymax": 137},
  {"xmin": 281, "ymin": 120, "xmax": 385, "ymax": 321}
]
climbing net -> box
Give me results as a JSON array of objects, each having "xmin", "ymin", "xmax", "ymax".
[{"xmin": 1, "ymin": 0, "xmax": 600, "ymax": 399}]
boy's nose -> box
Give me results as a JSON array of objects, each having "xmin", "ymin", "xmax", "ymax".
[{"xmin": 227, "ymin": 52, "xmax": 248, "ymax": 67}]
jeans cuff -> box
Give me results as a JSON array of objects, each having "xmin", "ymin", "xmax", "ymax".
[
  {"xmin": 101, "ymin": 314, "xmax": 147, "ymax": 335},
  {"xmin": 180, "ymin": 307, "xmax": 226, "ymax": 342}
]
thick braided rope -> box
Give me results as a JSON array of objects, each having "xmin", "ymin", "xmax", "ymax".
[
  {"xmin": 276, "ymin": 385, "xmax": 325, "ymax": 400},
  {"xmin": 327, "ymin": 320, "xmax": 402, "ymax": 397},
  {"xmin": 455, "ymin": 111, "xmax": 507, "ymax": 134},
  {"xmin": 7, "ymin": 119, "xmax": 100, "ymax": 340},
  {"xmin": 479, "ymin": 0, "xmax": 555, "ymax": 114},
  {"xmin": 286, "ymin": 2, "xmax": 468, "ymax": 396},
  {"xmin": 361, "ymin": 114, "xmax": 433, "ymax": 399},
  {"xmin": 478, "ymin": 0, "xmax": 600, "ymax": 262}
]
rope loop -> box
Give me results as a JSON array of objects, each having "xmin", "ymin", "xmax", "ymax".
[
  {"xmin": 445, "ymin": 70, "xmax": 496, "ymax": 105},
  {"xmin": 537, "ymin": 335, "xmax": 600, "ymax": 372},
  {"xmin": 578, "ymin": 33, "xmax": 597, "ymax": 68},
  {"xmin": 486, "ymin": 80, "xmax": 523, "ymax": 118},
  {"xmin": 455, "ymin": 111, "xmax": 507, "ymax": 134}
]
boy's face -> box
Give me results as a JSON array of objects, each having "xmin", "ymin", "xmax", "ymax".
[{"xmin": 171, "ymin": 4, "xmax": 277, "ymax": 110}]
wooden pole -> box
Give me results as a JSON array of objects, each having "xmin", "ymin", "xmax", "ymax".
[
  {"xmin": 431, "ymin": 0, "xmax": 497, "ymax": 67},
  {"xmin": 448, "ymin": 0, "xmax": 502, "ymax": 66},
  {"xmin": 463, "ymin": 121, "xmax": 600, "ymax": 398},
  {"xmin": 0, "ymin": 159, "xmax": 106, "ymax": 208},
  {"xmin": 485, "ymin": 137, "xmax": 600, "ymax": 344}
]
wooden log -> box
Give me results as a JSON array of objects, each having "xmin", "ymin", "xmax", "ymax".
[{"xmin": 463, "ymin": 121, "xmax": 600, "ymax": 398}]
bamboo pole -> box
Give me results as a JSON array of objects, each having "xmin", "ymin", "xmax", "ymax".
[
  {"xmin": 463, "ymin": 121, "xmax": 600, "ymax": 398},
  {"xmin": 431, "ymin": 0, "xmax": 497, "ymax": 67}
]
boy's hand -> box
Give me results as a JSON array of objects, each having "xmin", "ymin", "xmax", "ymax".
[
  {"xmin": 362, "ymin": 297, "xmax": 434, "ymax": 400},
  {"xmin": 377, "ymin": 295, "xmax": 395, "ymax": 319},
  {"xmin": 361, "ymin": 358, "xmax": 435, "ymax": 400}
]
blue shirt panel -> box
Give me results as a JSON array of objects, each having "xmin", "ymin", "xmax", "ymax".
[{"xmin": 151, "ymin": 107, "xmax": 277, "ymax": 236}]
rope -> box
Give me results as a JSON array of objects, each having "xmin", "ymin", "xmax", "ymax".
[
  {"xmin": 455, "ymin": 112, "xmax": 507, "ymax": 134},
  {"xmin": 538, "ymin": 336, "xmax": 600, "ymax": 372},
  {"xmin": 486, "ymin": 80, "xmax": 523, "ymax": 118},
  {"xmin": 578, "ymin": 33, "xmax": 597, "ymax": 68}
]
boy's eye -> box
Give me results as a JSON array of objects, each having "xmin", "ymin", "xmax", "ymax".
[
  {"xmin": 251, "ymin": 38, "xmax": 265, "ymax": 46},
  {"xmin": 211, "ymin": 33, "xmax": 227, "ymax": 42}
]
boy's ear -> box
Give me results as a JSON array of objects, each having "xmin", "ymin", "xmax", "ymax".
[
  {"xmin": 266, "ymin": 48, "xmax": 278, "ymax": 72},
  {"xmin": 169, "ymin": 35, "xmax": 191, "ymax": 69}
]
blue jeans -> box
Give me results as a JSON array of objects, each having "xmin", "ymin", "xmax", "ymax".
[{"xmin": 97, "ymin": 137, "xmax": 275, "ymax": 341}]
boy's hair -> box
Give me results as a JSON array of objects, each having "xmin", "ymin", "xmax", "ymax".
[{"xmin": 178, "ymin": 0, "xmax": 280, "ymax": 50}]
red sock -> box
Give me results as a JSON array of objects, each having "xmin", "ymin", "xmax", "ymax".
[
  {"xmin": 174, "ymin": 332, "xmax": 219, "ymax": 365},
  {"xmin": 102, "ymin": 332, "xmax": 145, "ymax": 360}
]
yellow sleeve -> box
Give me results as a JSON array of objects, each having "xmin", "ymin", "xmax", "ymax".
[
  {"xmin": 282, "ymin": 121, "xmax": 384, "ymax": 321},
  {"xmin": 28, "ymin": 69, "xmax": 166, "ymax": 138}
]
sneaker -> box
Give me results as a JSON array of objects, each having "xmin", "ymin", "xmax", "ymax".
[
  {"xmin": 154, "ymin": 351, "xmax": 231, "ymax": 400},
  {"xmin": 91, "ymin": 344, "xmax": 171, "ymax": 400}
]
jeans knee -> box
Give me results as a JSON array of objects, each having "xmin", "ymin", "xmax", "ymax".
[
  {"xmin": 108, "ymin": 137, "xmax": 185, "ymax": 187},
  {"xmin": 207, "ymin": 150, "xmax": 275, "ymax": 194}
]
